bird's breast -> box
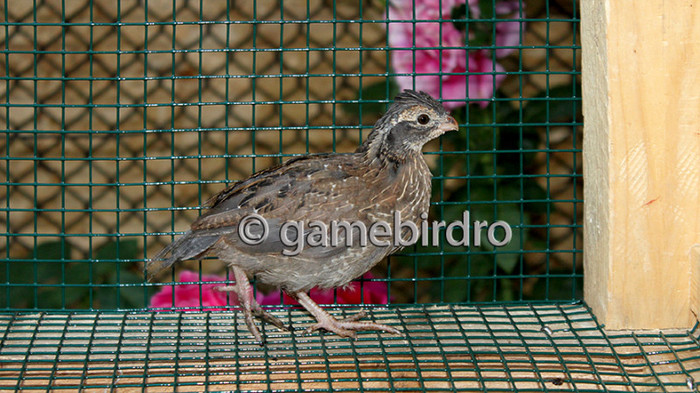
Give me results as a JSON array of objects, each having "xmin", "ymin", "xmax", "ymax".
[{"xmin": 363, "ymin": 155, "xmax": 432, "ymax": 233}]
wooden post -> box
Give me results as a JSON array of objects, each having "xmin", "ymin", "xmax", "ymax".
[
  {"xmin": 581, "ymin": 0, "xmax": 700, "ymax": 329},
  {"xmin": 692, "ymin": 246, "xmax": 700, "ymax": 321}
]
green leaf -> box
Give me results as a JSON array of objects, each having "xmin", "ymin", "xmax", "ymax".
[
  {"xmin": 442, "ymin": 106, "xmax": 498, "ymax": 178},
  {"xmin": 490, "ymin": 204, "xmax": 524, "ymax": 274},
  {"xmin": 523, "ymin": 83, "xmax": 582, "ymax": 125},
  {"xmin": 91, "ymin": 239, "xmax": 143, "ymax": 309},
  {"xmin": 0, "ymin": 241, "xmax": 66, "ymax": 308},
  {"xmin": 453, "ymin": 183, "xmax": 527, "ymax": 274},
  {"xmin": 63, "ymin": 261, "xmax": 92, "ymax": 308},
  {"xmin": 117, "ymin": 271, "xmax": 147, "ymax": 309},
  {"xmin": 93, "ymin": 238, "xmax": 140, "ymax": 282},
  {"xmin": 478, "ymin": 0, "xmax": 495, "ymax": 19},
  {"xmin": 64, "ymin": 284, "xmax": 90, "ymax": 309},
  {"xmin": 97, "ymin": 287, "xmax": 118, "ymax": 309},
  {"xmin": 495, "ymin": 125, "xmax": 542, "ymax": 175},
  {"xmin": 34, "ymin": 241, "xmax": 71, "ymax": 309},
  {"xmin": 96, "ymin": 239, "xmax": 140, "ymax": 262},
  {"xmin": 522, "ymin": 178, "xmax": 548, "ymax": 214},
  {"xmin": 35, "ymin": 240, "xmax": 72, "ymax": 261},
  {"xmin": 443, "ymin": 252, "xmax": 494, "ymax": 302},
  {"xmin": 450, "ymin": 4, "xmax": 471, "ymax": 32},
  {"xmin": 499, "ymin": 278, "xmax": 515, "ymax": 301},
  {"xmin": 526, "ymin": 272, "xmax": 583, "ymax": 301}
]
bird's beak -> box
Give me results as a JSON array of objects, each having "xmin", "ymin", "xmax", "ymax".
[{"xmin": 437, "ymin": 116, "xmax": 459, "ymax": 135}]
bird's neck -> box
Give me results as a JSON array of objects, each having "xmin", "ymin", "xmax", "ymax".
[
  {"xmin": 359, "ymin": 143, "xmax": 419, "ymax": 169},
  {"xmin": 356, "ymin": 140, "xmax": 430, "ymax": 189},
  {"xmin": 357, "ymin": 129, "xmax": 423, "ymax": 167}
]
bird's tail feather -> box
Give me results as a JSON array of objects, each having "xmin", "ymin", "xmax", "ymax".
[{"xmin": 147, "ymin": 231, "xmax": 220, "ymax": 279}]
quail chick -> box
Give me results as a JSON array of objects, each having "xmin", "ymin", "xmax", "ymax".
[{"xmin": 148, "ymin": 90, "xmax": 459, "ymax": 343}]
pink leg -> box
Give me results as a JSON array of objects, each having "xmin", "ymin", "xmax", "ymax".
[
  {"xmin": 217, "ymin": 267, "xmax": 290, "ymax": 344},
  {"xmin": 294, "ymin": 291, "xmax": 401, "ymax": 338}
]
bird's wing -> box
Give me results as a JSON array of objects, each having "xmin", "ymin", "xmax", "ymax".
[{"xmin": 184, "ymin": 153, "xmax": 378, "ymax": 258}]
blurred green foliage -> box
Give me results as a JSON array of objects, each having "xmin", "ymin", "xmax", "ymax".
[
  {"xmin": 424, "ymin": 83, "xmax": 581, "ymax": 303},
  {"xmin": 356, "ymin": 81, "xmax": 581, "ymax": 303},
  {"xmin": 2, "ymin": 239, "xmax": 149, "ymax": 309}
]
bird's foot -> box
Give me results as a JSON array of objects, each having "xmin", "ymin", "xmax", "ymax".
[
  {"xmin": 215, "ymin": 285, "xmax": 290, "ymax": 332},
  {"xmin": 240, "ymin": 306, "xmax": 293, "ymax": 345},
  {"xmin": 304, "ymin": 309, "xmax": 401, "ymax": 338},
  {"xmin": 216, "ymin": 269, "xmax": 293, "ymax": 345},
  {"xmin": 294, "ymin": 291, "xmax": 401, "ymax": 338},
  {"xmin": 252, "ymin": 306, "xmax": 294, "ymax": 332}
]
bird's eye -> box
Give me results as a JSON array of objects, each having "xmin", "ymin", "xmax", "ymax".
[{"xmin": 417, "ymin": 114, "xmax": 430, "ymax": 125}]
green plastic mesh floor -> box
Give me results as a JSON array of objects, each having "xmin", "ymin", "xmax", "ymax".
[{"xmin": 1, "ymin": 304, "xmax": 699, "ymax": 392}]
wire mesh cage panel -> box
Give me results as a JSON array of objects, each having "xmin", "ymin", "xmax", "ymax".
[
  {"xmin": 2, "ymin": 0, "xmax": 582, "ymax": 311},
  {"xmin": 3, "ymin": 0, "xmax": 697, "ymax": 391}
]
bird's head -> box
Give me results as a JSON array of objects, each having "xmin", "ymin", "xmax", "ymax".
[{"xmin": 358, "ymin": 90, "xmax": 459, "ymax": 162}]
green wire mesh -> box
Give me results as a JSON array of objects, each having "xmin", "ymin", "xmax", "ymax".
[
  {"xmin": 1, "ymin": 0, "xmax": 581, "ymax": 311},
  {"xmin": 1, "ymin": 3, "xmax": 698, "ymax": 392},
  {"xmin": 0, "ymin": 305, "xmax": 698, "ymax": 392}
]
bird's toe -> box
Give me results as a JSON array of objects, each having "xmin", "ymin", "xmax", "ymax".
[
  {"xmin": 304, "ymin": 310, "xmax": 401, "ymax": 338},
  {"xmin": 304, "ymin": 321, "xmax": 356, "ymax": 338},
  {"xmin": 253, "ymin": 307, "xmax": 293, "ymax": 332}
]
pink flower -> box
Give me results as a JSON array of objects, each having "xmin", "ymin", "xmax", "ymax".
[
  {"xmin": 149, "ymin": 270, "xmax": 239, "ymax": 311},
  {"xmin": 257, "ymin": 273, "xmax": 390, "ymax": 306},
  {"xmin": 473, "ymin": 0, "xmax": 525, "ymax": 58},
  {"xmin": 387, "ymin": 0, "xmax": 522, "ymax": 109}
]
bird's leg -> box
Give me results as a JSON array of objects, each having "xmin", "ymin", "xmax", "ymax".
[
  {"xmin": 294, "ymin": 291, "xmax": 401, "ymax": 338},
  {"xmin": 216, "ymin": 267, "xmax": 291, "ymax": 344}
]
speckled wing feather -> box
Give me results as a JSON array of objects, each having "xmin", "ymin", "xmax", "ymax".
[{"xmin": 147, "ymin": 152, "xmax": 386, "ymax": 277}]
